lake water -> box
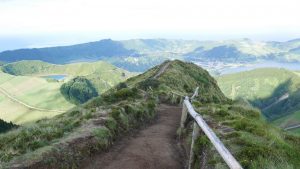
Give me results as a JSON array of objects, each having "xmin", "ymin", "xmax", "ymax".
[
  {"xmin": 221, "ymin": 61, "xmax": 300, "ymax": 75},
  {"xmin": 43, "ymin": 75, "xmax": 67, "ymax": 80},
  {"xmin": 195, "ymin": 61, "xmax": 300, "ymax": 75}
]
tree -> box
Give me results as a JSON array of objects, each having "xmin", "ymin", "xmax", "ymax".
[{"xmin": 60, "ymin": 77, "xmax": 98, "ymax": 105}]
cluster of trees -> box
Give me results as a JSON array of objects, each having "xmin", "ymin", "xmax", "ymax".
[
  {"xmin": 0, "ymin": 118, "xmax": 17, "ymax": 134},
  {"xmin": 60, "ymin": 77, "xmax": 98, "ymax": 105}
]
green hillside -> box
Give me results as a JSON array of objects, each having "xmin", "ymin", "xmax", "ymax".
[
  {"xmin": 0, "ymin": 70, "xmax": 74, "ymax": 124},
  {"xmin": 217, "ymin": 68, "xmax": 300, "ymax": 127},
  {"xmin": 0, "ymin": 61, "xmax": 134, "ymax": 124},
  {"xmin": 2, "ymin": 60, "xmax": 135, "ymax": 93},
  {"xmin": 0, "ymin": 60, "xmax": 299, "ymax": 169}
]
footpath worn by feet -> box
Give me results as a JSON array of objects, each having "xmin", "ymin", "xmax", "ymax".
[{"xmin": 82, "ymin": 104, "xmax": 185, "ymax": 169}]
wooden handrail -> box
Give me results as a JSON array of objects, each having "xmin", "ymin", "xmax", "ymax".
[
  {"xmin": 180, "ymin": 87, "xmax": 243, "ymax": 169},
  {"xmin": 190, "ymin": 87, "xmax": 199, "ymax": 100}
]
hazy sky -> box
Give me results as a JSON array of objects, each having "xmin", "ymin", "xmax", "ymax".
[{"xmin": 0, "ymin": 0, "xmax": 300, "ymax": 50}]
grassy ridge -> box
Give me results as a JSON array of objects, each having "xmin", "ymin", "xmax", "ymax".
[
  {"xmin": 0, "ymin": 60, "xmax": 229, "ymax": 167},
  {"xmin": 0, "ymin": 60, "xmax": 299, "ymax": 169}
]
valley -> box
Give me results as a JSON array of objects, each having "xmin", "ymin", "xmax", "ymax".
[
  {"xmin": 0, "ymin": 61, "xmax": 134, "ymax": 124},
  {"xmin": 217, "ymin": 68, "xmax": 300, "ymax": 134},
  {"xmin": 0, "ymin": 70, "xmax": 72, "ymax": 124}
]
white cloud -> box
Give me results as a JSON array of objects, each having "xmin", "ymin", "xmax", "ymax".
[{"xmin": 0, "ymin": 0, "xmax": 299, "ymax": 39}]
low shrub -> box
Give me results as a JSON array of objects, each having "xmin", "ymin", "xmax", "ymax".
[{"xmin": 138, "ymin": 78, "xmax": 160, "ymax": 90}]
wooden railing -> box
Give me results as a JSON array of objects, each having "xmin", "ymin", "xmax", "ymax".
[{"xmin": 179, "ymin": 88, "xmax": 243, "ymax": 169}]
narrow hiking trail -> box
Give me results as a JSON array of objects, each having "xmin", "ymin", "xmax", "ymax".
[
  {"xmin": 82, "ymin": 104, "xmax": 186, "ymax": 169},
  {"xmin": 153, "ymin": 61, "xmax": 170, "ymax": 79}
]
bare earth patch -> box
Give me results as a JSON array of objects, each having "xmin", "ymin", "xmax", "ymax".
[{"xmin": 82, "ymin": 104, "xmax": 186, "ymax": 169}]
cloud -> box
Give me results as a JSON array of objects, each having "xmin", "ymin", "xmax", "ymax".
[{"xmin": 0, "ymin": 0, "xmax": 299, "ymax": 39}]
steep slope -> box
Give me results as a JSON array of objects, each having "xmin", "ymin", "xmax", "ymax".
[
  {"xmin": 0, "ymin": 60, "xmax": 299, "ymax": 169},
  {"xmin": 217, "ymin": 68, "xmax": 300, "ymax": 127}
]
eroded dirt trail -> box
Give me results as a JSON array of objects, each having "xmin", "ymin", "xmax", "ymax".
[{"xmin": 83, "ymin": 104, "xmax": 185, "ymax": 169}]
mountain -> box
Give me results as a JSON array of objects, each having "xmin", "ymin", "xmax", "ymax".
[
  {"xmin": 0, "ymin": 39, "xmax": 136, "ymax": 64},
  {"xmin": 185, "ymin": 45, "xmax": 256, "ymax": 62},
  {"xmin": 1, "ymin": 60, "xmax": 300, "ymax": 169},
  {"xmin": 1, "ymin": 38, "xmax": 300, "ymax": 72},
  {"xmin": 217, "ymin": 68, "xmax": 300, "ymax": 128}
]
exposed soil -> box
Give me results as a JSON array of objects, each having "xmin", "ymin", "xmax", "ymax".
[{"xmin": 82, "ymin": 104, "xmax": 186, "ymax": 169}]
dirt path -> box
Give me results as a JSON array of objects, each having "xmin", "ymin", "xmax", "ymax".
[
  {"xmin": 82, "ymin": 104, "xmax": 186, "ymax": 169},
  {"xmin": 153, "ymin": 61, "xmax": 170, "ymax": 79},
  {"xmin": 284, "ymin": 123, "xmax": 300, "ymax": 131},
  {"xmin": 0, "ymin": 87, "xmax": 66, "ymax": 113}
]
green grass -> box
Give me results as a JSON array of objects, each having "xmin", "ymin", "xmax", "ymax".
[
  {"xmin": 0, "ymin": 86, "xmax": 156, "ymax": 167},
  {"xmin": 217, "ymin": 68, "xmax": 300, "ymax": 129},
  {"xmin": 286, "ymin": 128, "xmax": 300, "ymax": 136},
  {"xmin": 217, "ymin": 68, "xmax": 300, "ymax": 100},
  {"xmin": 0, "ymin": 61, "xmax": 135, "ymax": 124},
  {"xmin": 191, "ymin": 101, "xmax": 300, "ymax": 169},
  {"xmin": 0, "ymin": 71, "xmax": 74, "ymax": 124},
  {"xmin": 2, "ymin": 60, "xmax": 136, "ymax": 93},
  {"xmin": 272, "ymin": 110, "xmax": 300, "ymax": 128},
  {"xmin": 0, "ymin": 60, "xmax": 300, "ymax": 169}
]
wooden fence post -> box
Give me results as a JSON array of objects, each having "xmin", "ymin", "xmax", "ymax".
[
  {"xmin": 179, "ymin": 96, "xmax": 189, "ymax": 138},
  {"xmin": 188, "ymin": 121, "xmax": 200, "ymax": 169}
]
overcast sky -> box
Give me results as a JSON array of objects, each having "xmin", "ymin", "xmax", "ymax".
[{"xmin": 0, "ymin": 0, "xmax": 300, "ymax": 50}]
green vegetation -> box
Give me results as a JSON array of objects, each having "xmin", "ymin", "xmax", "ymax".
[
  {"xmin": 217, "ymin": 68, "xmax": 300, "ymax": 128},
  {"xmin": 0, "ymin": 60, "xmax": 134, "ymax": 124},
  {"xmin": 0, "ymin": 85, "xmax": 156, "ymax": 168},
  {"xmin": 126, "ymin": 60, "xmax": 228, "ymax": 103},
  {"xmin": 0, "ymin": 60, "xmax": 299, "ymax": 169},
  {"xmin": 0, "ymin": 59, "xmax": 225, "ymax": 167},
  {"xmin": 0, "ymin": 69, "xmax": 74, "ymax": 124},
  {"xmin": 1, "ymin": 60, "xmax": 134, "ymax": 93},
  {"xmin": 0, "ymin": 119, "xmax": 17, "ymax": 134},
  {"xmin": 60, "ymin": 77, "xmax": 98, "ymax": 104},
  {"xmin": 190, "ymin": 101, "xmax": 300, "ymax": 169}
]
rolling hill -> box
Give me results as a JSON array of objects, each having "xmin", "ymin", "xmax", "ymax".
[
  {"xmin": 0, "ymin": 61, "xmax": 134, "ymax": 124},
  {"xmin": 2, "ymin": 60, "xmax": 135, "ymax": 93},
  {"xmin": 217, "ymin": 68, "xmax": 300, "ymax": 129},
  {"xmin": 1, "ymin": 38, "xmax": 300, "ymax": 72},
  {"xmin": 0, "ymin": 60, "xmax": 299, "ymax": 169}
]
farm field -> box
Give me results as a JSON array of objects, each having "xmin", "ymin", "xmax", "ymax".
[{"xmin": 0, "ymin": 70, "xmax": 74, "ymax": 124}]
